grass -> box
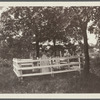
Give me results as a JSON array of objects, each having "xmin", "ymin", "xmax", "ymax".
[{"xmin": 0, "ymin": 57, "xmax": 100, "ymax": 93}]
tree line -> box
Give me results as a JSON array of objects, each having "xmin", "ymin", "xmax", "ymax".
[{"xmin": 0, "ymin": 6, "xmax": 100, "ymax": 75}]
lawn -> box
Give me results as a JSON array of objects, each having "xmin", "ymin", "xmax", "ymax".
[{"xmin": 0, "ymin": 57, "xmax": 100, "ymax": 93}]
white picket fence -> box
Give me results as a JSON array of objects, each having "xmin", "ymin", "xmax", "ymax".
[{"xmin": 13, "ymin": 56, "xmax": 83, "ymax": 79}]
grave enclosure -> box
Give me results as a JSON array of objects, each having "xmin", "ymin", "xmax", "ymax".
[{"xmin": 13, "ymin": 56, "xmax": 83, "ymax": 79}]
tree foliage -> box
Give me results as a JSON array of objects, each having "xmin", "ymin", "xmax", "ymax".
[
  {"xmin": 63, "ymin": 7, "xmax": 99, "ymax": 75},
  {"xmin": 1, "ymin": 6, "xmax": 100, "ymax": 75},
  {"xmin": 0, "ymin": 7, "xmax": 73, "ymax": 58}
]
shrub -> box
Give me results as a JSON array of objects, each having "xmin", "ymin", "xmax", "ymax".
[
  {"xmin": 90, "ymin": 55, "xmax": 100, "ymax": 76},
  {"xmin": 0, "ymin": 57, "xmax": 12, "ymax": 68}
]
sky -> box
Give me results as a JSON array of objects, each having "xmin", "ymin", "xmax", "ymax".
[
  {"xmin": 0, "ymin": 7, "xmax": 8, "ymax": 16},
  {"xmin": 0, "ymin": 7, "xmax": 97, "ymax": 45},
  {"xmin": 87, "ymin": 20, "xmax": 97, "ymax": 45},
  {"xmin": 87, "ymin": 33, "xmax": 97, "ymax": 45}
]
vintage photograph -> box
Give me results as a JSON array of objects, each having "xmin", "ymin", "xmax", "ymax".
[{"xmin": 0, "ymin": 2, "xmax": 100, "ymax": 95}]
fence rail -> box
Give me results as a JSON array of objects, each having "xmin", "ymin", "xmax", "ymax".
[{"xmin": 13, "ymin": 56, "xmax": 83, "ymax": 79}]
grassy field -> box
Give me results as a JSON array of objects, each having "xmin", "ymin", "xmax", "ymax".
[{"xmin": 0, "ymin": 57, "xmax": 100, "ymax": 93}]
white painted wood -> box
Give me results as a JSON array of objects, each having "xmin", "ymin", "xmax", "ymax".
[
  {"xmin": 78, "ymin": 57, "xmax": 81, "ymax": 74},
  {"xmin": 14, "ymin": 62, "xmax": 80, "ymax": 71},
  {"xmin": 67, "ymin": 58, "xmax": 70, "ymax": 68},
  {"xmin": 13, "ymin": 56, "xmax": 83, "ymax": 78},
  {"xmin": 21, "ymin": 68, "xmax": 80, "ymax": 77},
  {"xmin": 13, "ymin": 69, "xmax": 21, "ymax": 77},
  {"xmin": 21, "ymin": 63, "xmax": 33, "ymax": 66}
]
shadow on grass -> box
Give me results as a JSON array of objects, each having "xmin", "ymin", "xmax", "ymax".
[
  {"xmin": 1, "ymin": 66, "xmax": 100, "ymax": 93},
  {"xmin": 21, "ymin": 72, "xmax": 100, "ymax": 93},
  {"xmin": 75, "ymin": 73, "xmax": 100, "ymax": 93}
]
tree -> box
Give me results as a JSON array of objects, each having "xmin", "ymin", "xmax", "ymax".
[
  {"xmin": 65, "ymin": 7, "xmax": 97, "ymax": 75},
  {"xmin": 43, "ymin": 7, "xmax": 70, "ymax": 56},
  {"xmin": 0, "ymin": 7, "xmax": 49, "ymax": 57},
  {"xmin": 1, "ymin": 6, "xmax": 98, "ymax": 76}
]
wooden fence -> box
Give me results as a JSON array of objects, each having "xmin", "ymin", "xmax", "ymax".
[{"xmin": 13, "ymin": 56, "xmax": 83, "ymax": 79}]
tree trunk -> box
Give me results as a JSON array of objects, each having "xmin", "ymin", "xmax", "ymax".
[
  {"xmin": 53, "ymin": 38, "xmax": 56, "ymax": 57},
  {"xmin": 83, "ymin": 26, "xmax": 90, "ymax": 75},
  {"xmin": 36, "ymin": 40, "xmax": 39, "ymax": 57}
]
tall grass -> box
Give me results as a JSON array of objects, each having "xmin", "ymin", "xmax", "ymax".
[
  {"xmin": 90, "ymin": 55, "xmax": 100, "ymax": 76},
  {"xmin": 0, "ymin": 57, "xmax": 100, "ymax": 93}
]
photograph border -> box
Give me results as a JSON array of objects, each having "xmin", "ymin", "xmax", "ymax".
[{"xmin": 0, "ymin": 0, "xmax": 100, "ymax": 99}]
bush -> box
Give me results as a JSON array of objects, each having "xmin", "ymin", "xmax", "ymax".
[
  {"xmin": 0, "ymin": 57, "xmax": 12, "ymax": 68},
  {"xmin": 90, "ymin": 55, "xmax": 100, "ymax": 76}
]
